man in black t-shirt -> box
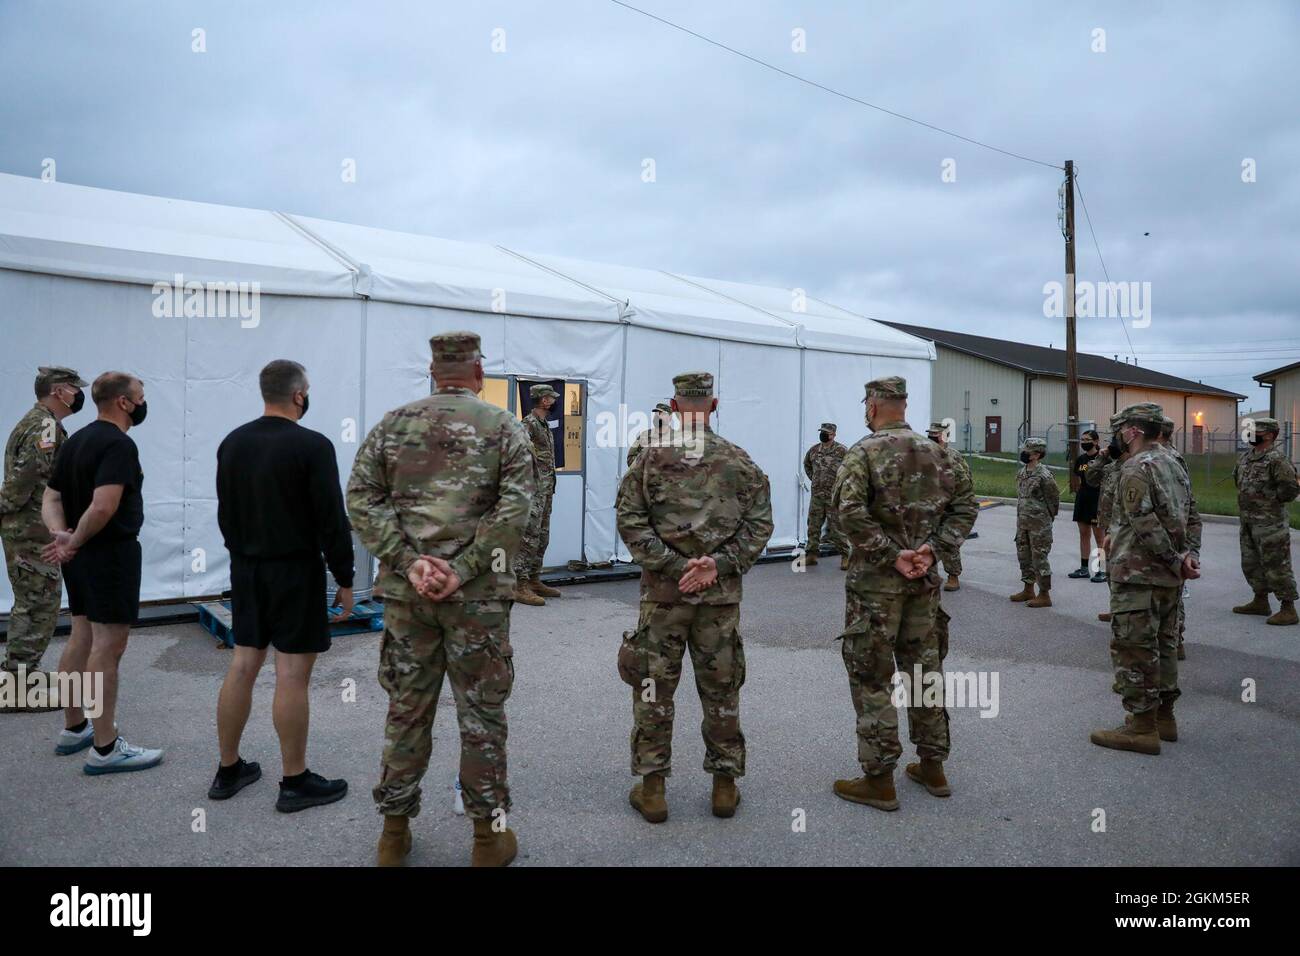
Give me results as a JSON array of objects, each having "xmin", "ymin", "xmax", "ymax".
[
  {"xmin": 42, "ymin": 371, "xmax": 163, "ymax": 775},
  {"xmin": 209, "ymin": 359, "xmax": 352, "ymax": 812}
]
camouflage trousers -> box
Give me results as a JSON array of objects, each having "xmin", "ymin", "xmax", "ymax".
[
  {"xmin": 1108, "ymin": 582, "xmax": 1180, "ymax": 714},
  {"xmin": 1, "ymin": 514, "xmax": 61, "ymax": 673},
  {"xmin": 806, "ymin": 495, "xmax": 846, "ymax": 555},
  {"xmin": 618, "ymin": 602, "xmax": 746, "ymax": 778},
  {"xmin": 942, "ymin": 550, "xmax": 963, "ymax": 579},
  {"xmin": 840, "ymin": 588, "xmax": 949, "ymax": 775},
  {"xmin": 514, "ymin": 485, "xmax": 554, "ymax": 580},
  {"xmin": 1239, "ymin": 518, "xmax": 1297, "ymax": 601},
  {"xmin": 1177, "ymin": 590, "xmax": 1186, "ymax": 650},
  {"xmin": 374, "ymin": 599, "xmax": 514, "ymax": 821},
  {"xmin": 1015, "ymin": 525, "xmax": 1053, "ymax": 584},
  {"xmin": 933, "ymin": 603, "xmax": 951, "ymax": 661}
]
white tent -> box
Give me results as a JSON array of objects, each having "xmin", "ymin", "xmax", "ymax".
[{"xmin": 0, "ymin": 172, "xmax": 934, "ymax": 607}]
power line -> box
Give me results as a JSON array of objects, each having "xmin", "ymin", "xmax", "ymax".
[
  {"xmin": 606, "ymin": 0, "xmax": 1063, "ymax": 170},
  {"xmin": 1073, "ymin": 173, "xmax": 1138, "ymax": 364}
]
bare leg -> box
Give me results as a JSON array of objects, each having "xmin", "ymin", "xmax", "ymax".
[
  {"xmin": 1078, "ymin": 521, "xmax": 1091, "ymax": 563},
  {"xmin": 217, "ymin": 646, "xmax": 268, "ymax": 765},
  {"xmin": 272, "ymin": 650, "xmax": 316, "ymax": 777},
  {"xmin": 58, "ymin": 615, "xmax": 93, "ymax": 730},
  {"xmin": 87, "ymin": 622, "xmax": 130, "ymax": 747},
  {"xmin": 1092, "ymin": 524, "xmax": 1106, "ymax": 550}
]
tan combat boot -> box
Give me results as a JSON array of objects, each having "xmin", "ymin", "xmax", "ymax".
[
  {"xmin": 840, "ymin": 554, "xmax": 850, "ymax": 571},
  {"xmin": 805, "ymin": 553, "xmax": 820, "ymax": 567},
  {"xmin": 1232, "ymin": 592, "xmax": 1272, "ymax": 616},
  {"xmin": 904, "ymin": 758, "xmax": 952, "ymax": 797},
  {"xmin": 1027, "ymin": 579, "xmax": 1052, "ymax": 608},
  {"xmin": 1177, "ymin": 642, "xmax": 1186, "ymax": 660},
  {"xmin": 944, "ymin": 575, "xmax": 960, "ymax": 592},
  {"xmin": 513, "ymin": 582, "xmax": 545, "ymax": 606},
  {"xmin": 530, "ymin": 577, "xmax": 562, "ymax": 598},
  {"xmin": 376, "ymin": 815, "xmax": 412, "ymax": 867},
  {"xmin": 1090, "ymin": 709, "xmax": 1161, "ymax": 755},
  {"xmin": 832, "ymin": 772, "xmax": 899, "ymax": 811},
  {"xmin": 1009, "ymin": 583, "xmax": 1035, "ymax": 602},
  {"xmin": 629, "ymin": 771, "xmax": 668, "ymax": 823},
  {"xmin": 1125, "ymin": 703, "xmax": 1177, "ymax": 742},
  {"xmin": 470, "ymin": 817, "xmax": 518, "ymax": 867},
  {"xmin": 1098, "ymin": 611, "xmax": 1112, "ymax": 622},
  {"xmin": 711, "ymin": 775, "xmax": 741, "ymax": 818},
  {"xmin": 1266, "ymin": 600, "xmax": 1298, "ymax": 626}
]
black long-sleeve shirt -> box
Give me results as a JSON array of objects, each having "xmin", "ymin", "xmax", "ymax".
[{"xmin": 216, "ymin": 416, "xmax": 354, "ymax": 587}]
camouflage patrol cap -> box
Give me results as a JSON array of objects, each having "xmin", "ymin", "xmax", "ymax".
[
  {"xmin": 819, "ymin": 422, "xmax": 837, "ymax": 432},
  {"xmin": 673, "ymin": 372, "xmax": 714, "ymax": 397},
  {"xmin": 654, "ymin": 402, "xmax": 673, "ymax": 414},
  {"xmin": 1253, "ymin": 416, "xmax": 1281, "ymax": 434},
  {"xmin": 862, "ymin": 376, "xmax": 907, "ymax": 402},
  {"xmin": 926, "ymin": 421, "xmax": 946, "ymax": 435},
  {"xmin": 1110, "ymin": 402, "xmax": 1164, "ymax": 429},
  {"xmin": 1022, "ymin": 437, "xmax": 1047, "ymax": 454},
  {"xmin": 429, "ymin": 331, "xmax": 482, "ymax": 363},
  {"xmin": 36, "ymin": 366, "xmax": 88, "ymax": 388},
  {"xmin": 529, "ymin": 383, "xmax": 560, "ymax": 401},
  {"xmin": 1160, "ymin": 416, "xmax": 1176, "ymax": 436}
]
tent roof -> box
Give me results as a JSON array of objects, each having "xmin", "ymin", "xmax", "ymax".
[{"xmin": 0, "ymin": 173, "xmax": 931, "ymax": 357}]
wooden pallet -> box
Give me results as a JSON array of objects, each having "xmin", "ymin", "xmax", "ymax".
[{"xmin": 194, "ymin": 600, "xmax": 384, "ymax": 649}]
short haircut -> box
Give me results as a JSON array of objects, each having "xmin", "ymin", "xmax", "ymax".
[
  {"xmin": 92, "ymin": 371, "xmax": 140, "ymax": 407},
  {"xmin": 259, "ymin": 359, "xmax": 308, "ymax": 403},
  {"xmin": 34, "ymin": 376, "xmax": 52, "ymax": 400}
]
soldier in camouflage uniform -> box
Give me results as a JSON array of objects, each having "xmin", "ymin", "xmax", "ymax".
[
  {"xmin": 1090, "ymin": 403, "xmax": 1196, "ymax": 755},
  {"xmin": 803, "ymin": 422, "xmax": 848, "ymax": 569},
  {"xmin": 1086, "ymin": 435, "xmax": 1127, "ymax": 622},
  {"xmin": 1230, "ymin": 416, "xmax": 1299, "ymax": 626},
  {"xmin": 627, "ymin": 402, "xmax": 673, "ymax": 468},
  {"xmin": 615, "ymin": 371, "xmax": 773, "ymax": 822},
  {"xmin": 926, "ymin": 421, "xmax": 972, "ymax": 592},
  {"xmin": 513, "ymin": 383, "xmax": 560, "ymax": 607},
  {"xmin": 347, "ymin": 332, "xmax": 534, "ymax": 867},
  {"xmin": 830, "ymin": 377, "xmax": 977, "ymax": 811},
  {"xmin": 1, "ymin": 366, "xmax": 87, "ymax": 705},
  {"xmin": 1159, "ymin": 417, "xmax": 1203, "ymax": 658},
  {"xmin": 1010, "ymin": 437, "xmax": 1059, "ymax": 608}
]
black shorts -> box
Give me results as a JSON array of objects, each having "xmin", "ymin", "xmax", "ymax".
[
  {"xmin": 65, "ymin": 537, "xmax": 142, "ymax": 625},
  {"xmin": 230, "ymin": 555, "xmax": 331, "ymax": 654}
]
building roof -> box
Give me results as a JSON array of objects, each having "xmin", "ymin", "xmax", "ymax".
[
  {"xmin": 881, "ymin": 321, "xmax": 1245, "ymax": 400},
  {"xmin": 1255, "ymin": 360, "xmax": 1300, "ymax": 383}
]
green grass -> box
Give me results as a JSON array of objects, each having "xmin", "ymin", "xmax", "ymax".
[{"xmin": 964, "ymin": 452, "xmax": 1300, "ymax": 529}]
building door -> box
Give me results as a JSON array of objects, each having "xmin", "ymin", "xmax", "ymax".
[
  {"xmin": 1193, "ymin": 424, "xmax": 1203, "ymax": 455},
  {"xmin": 985, "ymin": 416, "xmax": 1002, "ymax": 453}
]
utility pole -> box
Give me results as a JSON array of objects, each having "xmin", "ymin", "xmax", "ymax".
[{"xmin": 1063, "ymin": 160, "xmax": 1080, "ymax": 491}]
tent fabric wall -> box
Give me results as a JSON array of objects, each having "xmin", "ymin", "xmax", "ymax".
[{"xmin": 0, "ymin": 174, "xmax": 935, "ymax": 610}]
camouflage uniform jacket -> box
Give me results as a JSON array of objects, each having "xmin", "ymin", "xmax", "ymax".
[
  {"xmin": 1167, "ymin": 445, "xmax": 1203, "ymax": 559},
  {"xmin": 346, "ymin": 386, "xmax": 535, "ymax": 602},
  {"xmin": 627, "ymin": 423, "xmax": 672, "ymax": 469},
  {"xmin": 1016, "ymin": 462, "xmax": 1060, "ymax": 527},
  {"xmin": 1109, "ymin": 444, "xmax": 1191, "ymax": 589},
  {"xmin": 616, "ymin": 424, "xmax": 774, "ymax": 605},
  {"xmin": 524, "ymin": 412, "xmax": 556, "ymax": 494},
  {"xmin": 937, "ymin": 443, "xmax": 972, "ymax": 490},
  {"xmin": 0, "ymin": 404, "xmax": 65, "ymax": 517},
  {"xmin": 831, "ymin": 419, "xmax": 977, "ymax": 595},
  {"xmin": 804, "ymin": 440, "xmax": 848, "ymax": 499},
  {"xmin": 1233, "ymin": 444, "xmax": 1300, "ymax": 524},
  {"xmin": 1087, "ymin": 455, "xmax": 1122, "ymax": 532}
]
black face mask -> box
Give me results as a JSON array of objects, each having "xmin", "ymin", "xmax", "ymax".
[
  {"xmin": 819, "ymin": 431, "xmax": 830, "ymax": 443},
  {"xmin": 298, "ymin": 393, "xmax": 310, "ymax": 420},
  {"xmin": 128, "ymin": 399, "xmax": 148, "ymax": 427},
  {"xmin": 1081, "ymin": 442, "xmax": 1095, "ymax": 453},
  {"xmin": 1019, "ymin": 451, "xmax": 1031, "ymax": 464},
  {"xmin": 66, "ymin": 389, "xmax": 85, "ymax": 414},
  {"xmin": 1108, "ymin": 434, "xmax": 1123, "ymax": 457}
]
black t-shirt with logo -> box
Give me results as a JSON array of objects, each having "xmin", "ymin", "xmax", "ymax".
[{"xmin": 48, "ymin": 420, "xmax": 145, "ymax": 541}]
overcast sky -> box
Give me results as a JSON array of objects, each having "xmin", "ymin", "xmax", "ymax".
[{"xmin": 2, "ymin": 0, "xmax": 1296, "ymax": 408}]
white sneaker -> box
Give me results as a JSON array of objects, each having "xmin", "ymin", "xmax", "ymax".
[
  {"xmin": 453, "ymin": 775, "xmax": 465, "ymax": 815},
  {"xmin": 83, "ymin": 737, "xmax": 164, "ymax": 775},
  {"xmin": 54, "ymin": 720, "xmax": 95, "ymax": 756}
]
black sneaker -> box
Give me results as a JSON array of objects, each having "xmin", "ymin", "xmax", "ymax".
[
  {"xmin": 1068, "ymin": 566, "xmax": 1091, "ymax": 578},
  {"xmin": 208, "ymin": 759, "xmax": 262, "ymax": 800},
  {"xmin": 275, "ymin": 771, "xmax": 348, "ymax": 813},
  {"xmin": 1091, "ymin": 571, "xmax": 1108, "ymax": 583}
]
